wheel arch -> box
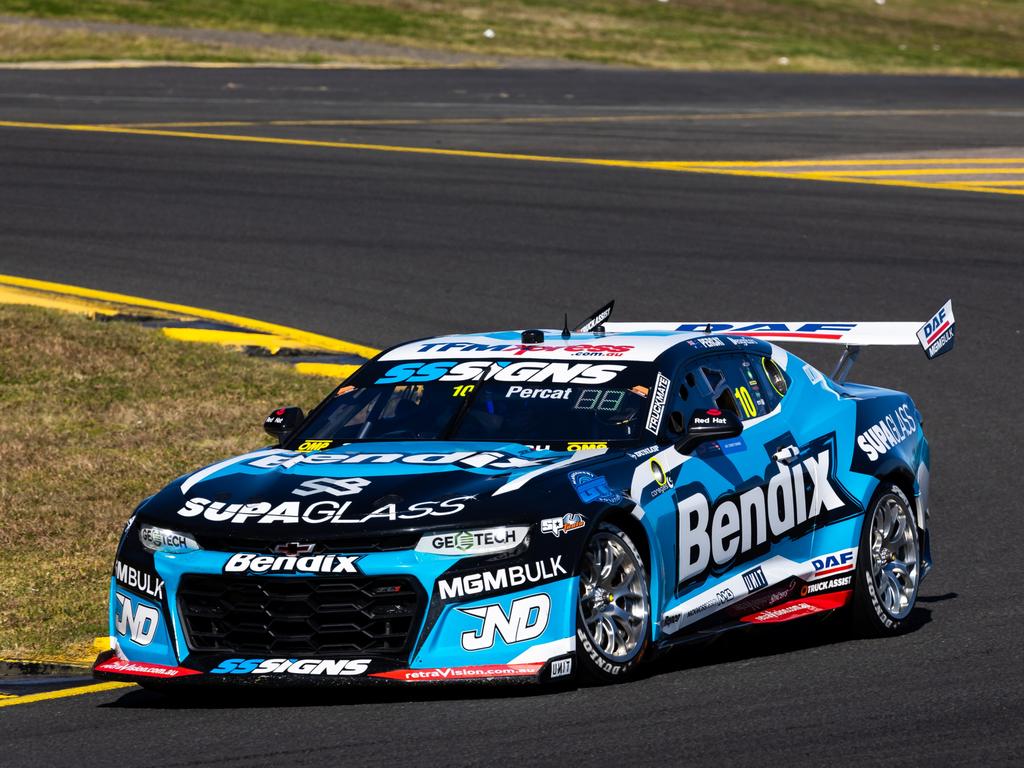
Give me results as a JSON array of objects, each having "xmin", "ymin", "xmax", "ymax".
[{"xmin": 593, "ymin": 504, "xmax": 666, "ymax": 638}]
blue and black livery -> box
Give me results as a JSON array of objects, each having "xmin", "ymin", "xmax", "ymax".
[{"xmin": 94, "ymin": 302, "xmax": 953, "ymax": 687}]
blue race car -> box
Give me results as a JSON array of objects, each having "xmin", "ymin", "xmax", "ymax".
[{"xmin": 93, "ymin": 301, "xmax": 955, "ymax": 687}]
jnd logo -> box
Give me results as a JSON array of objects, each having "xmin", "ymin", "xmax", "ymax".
[
  {"xmin": 114, "ymin": 593, "xmax": 159, "ymax": 646},
  {"xmin": 458, "ymin": 594, "xmax": 550, "ymax": 651}
]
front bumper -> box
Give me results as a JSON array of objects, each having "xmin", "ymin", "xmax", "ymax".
[{"xmin": 97, "ymin": 543, "xmax": 578, "ymax": 687}]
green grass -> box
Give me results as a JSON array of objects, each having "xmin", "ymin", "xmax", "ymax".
[
  {"xmin": 0, "ymin": 0, "xmax": 1021, "ymax": 74},
  {"xmin": 0, "ymin": 305, "xmax": 330, "ymax": 660}
]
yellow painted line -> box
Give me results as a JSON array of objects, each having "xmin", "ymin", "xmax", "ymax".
[
  {"xmin": 960, "ymin": 180, "xmax": 1024, "ymax": 186},
  {"xmin": 0, "ymin": 274, "xmax": 381, "ymax": 359},
  {"xmin": 0, "ymin": 119, "xmax": 642, "ymax": 169},
  {"xmin": 293, "ymin": 362, "xmax": 360, "ymax": 379},
  {"xmin": 0, "ymin": 693, "xmax": 16, "ymax": 699},
  {"xmin": 785, "ymin": 167, "xmax": 1024, "ymax": 177},
  {"xmin": 0, "ymin": 681, "xmax": 134, "ymax": 709},
  {"xmin": 0, "ymin": 284, "xmax": 119, "ymax": 316},
  {"xmin": 108, "ymin": 107, "xmax": 1019, "ymax": 129},
  {"xmin": 653, "ymin": 157, "xmax": 1024, "ymax": 169},
  {"xmin": 161, "ymin": 327, "xmax": 331, "ymax": 353},
  {"xmin": 661, "ymin": 165, "xmax": 1024, "ymax": 197},
  {"xmin": 1, "ymin": 120, "xmax": 1021, "ymax": 198}
]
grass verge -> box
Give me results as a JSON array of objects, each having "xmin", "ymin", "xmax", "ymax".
[
  {"xmin": 0, "ymin": 0, "xmax": 1022, "ymax": 74},
  {"xmin": 0, "ymin": 305, "xmax": 329, "ymax": 661},
  {"xmin": 0, "ymin": 20, "xmax": 324, "ymax": 64}
]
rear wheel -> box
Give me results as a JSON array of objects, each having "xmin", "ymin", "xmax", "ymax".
[
  {"xmin": 852, "ymin": 484, "xmax": 921, "ymax": 635},
  {"xmin": 575, "ymin": 522, "xmax": 650, "ymax": 682}
]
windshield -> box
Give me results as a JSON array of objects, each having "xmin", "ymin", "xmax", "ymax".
[{"xmin": 290, "ymin": 359, "xmax": 658, "ymax": 447}]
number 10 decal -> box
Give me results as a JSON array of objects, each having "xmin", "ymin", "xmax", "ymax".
[{"xmin": 734, "ymin": 386, "xmax": 757, "ymax": 418}]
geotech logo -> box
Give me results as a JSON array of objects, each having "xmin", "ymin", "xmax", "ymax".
[
  {"xmin": 677, "ymin": 437, "xmax": 858, "ymax": 587},
  {"xmin": 415, "ymin": 526, "xmax": 528, "ymax": 556}
]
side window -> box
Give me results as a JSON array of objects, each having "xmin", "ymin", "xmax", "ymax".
[
  {"xmin": 672, "ymin": 353, "xmax": 784, "ymax": 427},
  {"xmin": 688, "ymin": 354, "xmax": 770, "ymax": 421},
  {"xmin": 756, "ymin": 355, "xmax": 790, "ymax": 411},
  {"xmin": 669, "ymin": 363, "xmax": 716, "ymax": 431}
]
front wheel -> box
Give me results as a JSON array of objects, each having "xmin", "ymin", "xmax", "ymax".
[
  {"xmin": 851, "ymin": 484, "xmax": 921, "ymax": 636},
  {"xmin": 575, "ymin": 521, "xmax": 650, "ymax": 683}
]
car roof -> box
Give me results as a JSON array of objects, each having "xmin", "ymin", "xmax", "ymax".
[{"xmin": 377, "ymin": 329, "xmax": 767, "ymax": 363}]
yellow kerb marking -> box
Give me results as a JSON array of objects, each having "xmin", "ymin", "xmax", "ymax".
[
  {"xmin": 0, "ymin": 273, "xmax": 381, "ymax": 358},
  {"xmin": 0, "ymin": 284, "xmax": 119, "ymax": 316},
  {"xmin": 0, "ymin": 681, "xmax": 135, "ymax": 708},
  {"xmin": 161, "ymin": 327, "xmax": 334, "ymax": 354},
  {"xmin": 293, "ymin": 362, "xmax": 361, "ymax": 378}
]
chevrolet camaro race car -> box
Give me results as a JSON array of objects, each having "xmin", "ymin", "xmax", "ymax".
[{"xmin": 94, "ymin": 301, "xmax": 956, "ymax": 688}]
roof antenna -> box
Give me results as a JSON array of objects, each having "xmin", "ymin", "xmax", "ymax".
[
  {"xmin": 704, "ymin": 322, "xmax": 712, "ymax": 334},
  {"xmin": 561, "ymin": 313, "xmax": 571, "ymax": 340}
]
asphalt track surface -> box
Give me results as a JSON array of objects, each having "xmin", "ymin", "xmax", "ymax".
[{"xmin": 1, "ymin": 68, "xmax": 1022, "ymax": 767}]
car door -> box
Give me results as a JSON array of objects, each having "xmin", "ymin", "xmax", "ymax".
[{"xmin": 669, "ymin": 351, "xmax": 805, "ymax": 616}]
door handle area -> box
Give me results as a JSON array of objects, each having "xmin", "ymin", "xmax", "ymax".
[{"xmin": 773, "ymin": 445, "xmax": 800, "ymax": 464}]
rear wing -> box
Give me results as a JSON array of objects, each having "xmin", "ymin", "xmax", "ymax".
[{"xmin": 603, "ymin": 300, "xmax": 955, "ymax": 380}]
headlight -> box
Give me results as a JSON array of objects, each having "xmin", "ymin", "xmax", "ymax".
[
  {"xmin": 415, "ymin": 526, "xmax": 529, "ymax": 556},
  {"xmin": 139, "ymin": 524, "xmax": 201, "ymax": 553}
]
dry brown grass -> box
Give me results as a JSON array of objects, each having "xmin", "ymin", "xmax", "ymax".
[
  {"xmin": 1, "ymin": 0, "xmax": 1022, "ymax": 73},
  {"xmin": 0, "ymin": 305, "xmax": 329, "ymax": 659},
  {"xmin": 0, "ymin": 20, "xmax": 303, "ymax": 61}
]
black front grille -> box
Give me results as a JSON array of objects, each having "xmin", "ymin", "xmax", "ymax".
[
  {"xmin": 193, "ymin": 533, "xmax": 421, "ymax": 554},
  {"xmin": 178, "ymin": 574, "xmax": 423, "ymax": 656}
]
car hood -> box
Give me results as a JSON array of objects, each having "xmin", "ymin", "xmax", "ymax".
[{"xmin": 137, "ymin": 441, "xmax": 617, "ymax": 540}]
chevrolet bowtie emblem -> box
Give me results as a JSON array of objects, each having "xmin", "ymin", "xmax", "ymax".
[{"xmin": 273, "ymin": 542, "xmax": 316, "ymax": 556}]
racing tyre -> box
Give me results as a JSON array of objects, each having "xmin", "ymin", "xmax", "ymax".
[
  {"xmin": 852, "ymin": 484, "xmax": 921, "ymax": 636},
  {"xmin": 576, "ymin": 521, "xmax": 650, "ymax": 683}
]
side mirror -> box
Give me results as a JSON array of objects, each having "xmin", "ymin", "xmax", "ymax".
[
  {"xmin": 264, "ymin": 406, "xmax": 304, "ymax": 442},
  {"xmin": 675, "ymin": 408, "xmax": 742, "ymax": 454}
]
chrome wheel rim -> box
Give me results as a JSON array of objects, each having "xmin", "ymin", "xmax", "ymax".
[
  {"xmin": 869, "ymin": 494, "xmax": 919, "ymax": 620},
  {"xmin": 578, "ymin": 531, "xmax": 649, "ymax": 663}
]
